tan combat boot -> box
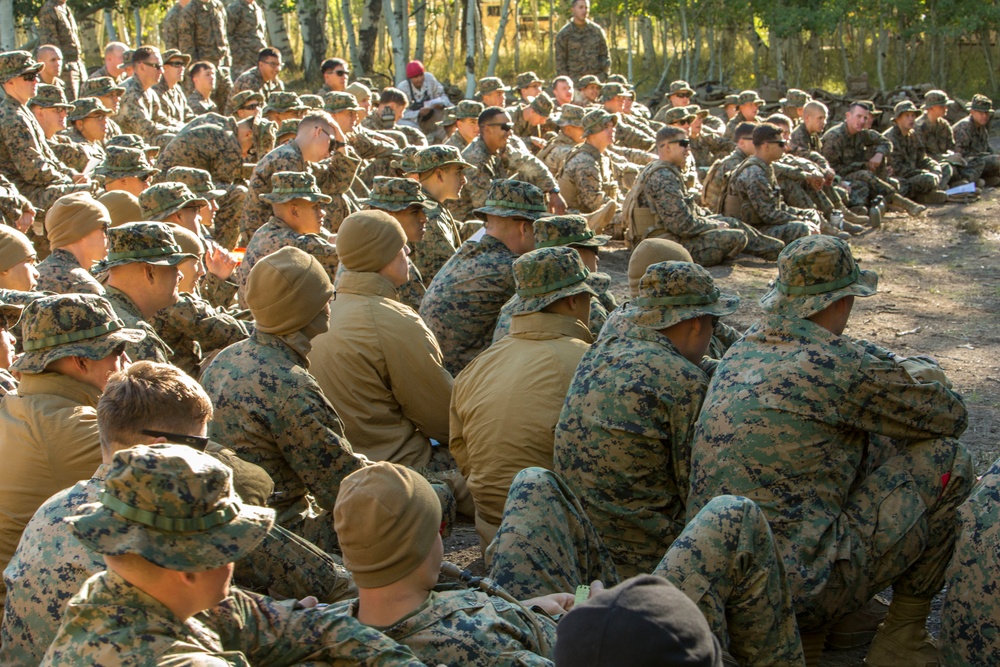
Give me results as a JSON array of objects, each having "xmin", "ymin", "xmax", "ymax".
[
  {"xmin": 915, "ymin": 190, "xmax": 949, "ymax": 205},
  {"xmin": 843, "ymin": 208, "xmax": 871, "ymax": 226},
  {"xmin": 863, "ymin": 594, "xmax": 939, "ymax": 667},
  {"xmin": 890, "ymin": 193, "xmax": 927, "ymax": 218}
]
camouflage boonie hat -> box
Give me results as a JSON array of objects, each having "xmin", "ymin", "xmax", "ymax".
[
  {"xmin": 534, "ymin": 214, "xmax": 609, "ymax": 249},
  {"xmin": 140, "ymin": 182, "xmax": 209, "ymax": 221},
  {"xmin": 411, "ymin": 145, "xmax": 473, "ymax": 173},
  {"xmin": 723, "ymin": 93, "xmax": 739, "ymax": 106},
  {"xmin": 606, "ymin": 74, "xmax": 629, "ymax": 85},
  {"xmin": 625, "ymin": 261, "xmax": 740, "ymax": 330},
  {"xmin": 11, "ymin": 293, "xmax": 146, "ymax": 373},
  {"xmin": 0, "ymin": 300, "xmax": 21, "ymax": 330},
  {"xmin": 920, "ymin": 90, "xmax": 952, "ymax": 110},
  {"xmin": 121, "ymin": 49, "xmax": 134, "ymax": 64},
  {"xmin": 229, "ymin": 90, "xmax": 264, "ymax": 111},
  {"xmin": 662, "ymin": 106, "xmax": 696, "ymax": 125},
  {"xmin": 969, "ymin": 94, "xmax": 995, "ymax": 113},
  {"xmin": 599, "ymin": 83, "xmax": 632, "ymax": 103},
  {"xmin": 782, "ymin": 88, "xmax": 811, "ymax": 108},
  {"xmin": 164, "ymin": 167, "xmax": 226, "ymax": 200},
  {"xmin": 27, "ymin": 84, "xmax": 73, "ymax": 109},
  {"xmin": 299, "ymin": 94, "xmax": 324, "ymax": 110},
  {"xmin": 276, "ymin": 118, "xmax": 300, "ymax": 140},
  {"xmin": 259, "ymin": 171, "xmax": 332, "ymax": 204},
  {"xmin": 668, "ymin": 80, "xmax": 695, "ymax": 96},
  {"xmin": 760, "ymin": 235, "xmax": 877, "ymax": 318},
  {"xmin": 264, "ymin": 91, "xmax": 308, "ymax": 115},
  {"xmin": 438, "ymin": 107, "xmax": 457, "ymax": 127},
  {"xmin": 391, "ymin": 145, "xmax": 421, "ymax": 173},
  {"xmin": 323, "ymin": 91, "xmax": 362, "ymax": 113},
  {"xmin": 68, "ymin": 97, "xmax": 112, "ymax": 122},
  {"xmin": 892, "ymin": 100, "xmax": 920, "ymax": 120},
  {"xmin": 529, "ymin": 91, "xmax": 554, "ymax": 118},
  {"xmin": 93, "ymin": 221, "xmax": 197, "ymax": 273},
  {"xmin": 65, "ymin": 444, "xmax": 274, "ymax": 572},
  {"xmin": 516, "ymin": 71, "xmax": 544, "ymax": 90},
  {"xmin": 93, "ymin": 146, "xmax": 160, "ymax": 181},
  {"xmin": 0, "ymin": 50, "xmax": 43, "ymax": 84},
  {"xmin": 686, "ymin": 105, "xmax": 710, "ymax": 119},
  {"xmin": 361, "ymin": 176, "xmax": 435, "ymax": 212},
  {"xmin": 581, "ymin": 109, "xmax": 618, "ymax": 137},
  {"xmin": 107, "ymin": 133, "xmax": 160, "ymax": 157},
  {"xmin": 454, "ymin": 99, "xmax": 484, "ymax": 120},
  {"xmin": 80, "ymin": 76, "xmax": 126, "ymax": 98},
  {"xmin": 577, "ymin": 75, "xmax": 601, "ymax": 89},
  {"xmin": 737, "ymin": 90, "xmax": 765, "ymax": 106},
  {"xmin": 161, "ymin": 49, "xmax": 192, "ymax": 67},
  {"xmin": 506, "ymin": 246, "xmax": 602, "ymax": 317},
  {"xmin": 557, "ymin": 104, "xmax": 586, "ymax": 127},
  {"xmin": 477, "ymin": 76, "xmax": 510, "ymax": 96},
  {"xmin": 473, "ymin": 179, "xmax": 548, "ymax": 220}
]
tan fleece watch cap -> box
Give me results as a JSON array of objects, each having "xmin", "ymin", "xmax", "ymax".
[
  {"xmin": 45, "ymin": 192, "xmax": 111, "ymax": 249},
  {"xmin": 628, "ymin": 238, "xmax": 693, "ymax": 297},
  {"xmin": 336, "ymin": 210, "xmax": 407, "ymax": 273},
  {"xmin": 244, "ymin": 246, "xmax": 334, "ymax": 336},
  {"xmin": 99, "ymin": 190, "xmax": 143, "ymax": 228},
  {"xmin": 0, "ymin": 226, "xmax": 35, "ymax": 272}
]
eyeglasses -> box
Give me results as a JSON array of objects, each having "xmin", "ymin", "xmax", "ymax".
[
  {"xmin": 21, "ymin": 72, "xmax": 37, "ymax": 81},
  {"xmin": 165, "ymin": 61, "xmax": 186, "ymax": 68},
  {"xmin": 334, "ymin": 69, "xmax": 349, "ymax": 77},
  {"xmin": 243, "ymin": 103, "xmax": 260, "ymax": 111},
  {"xmin": 672, "ymin": 93, "xmax": 692, "ymax": 99},
  {"xmin": 261, "ymin": 60, "xmax": 282, "ymax": 69},
  {"xmin": 139, "ymin": 61, "xmax": 163, "ymax": 70},
  {"xmin": 484, "ymin": 122, "xmax": 514, "ymax": 132},
  {"xmin": 140, "ymin": 429, "xmax": 210, "ymax": 450}
]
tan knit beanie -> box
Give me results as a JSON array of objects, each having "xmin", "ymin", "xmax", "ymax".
[
  {"xmin": 335, "ymin": 210, "xmax": 407, "ymax": 272},
  {"xmin": 99, "ymin": 190, "xmax": 143, "ymax": 228},
  {"xmin": 0, "ymin": 226, "xmax": 35, "ymax": 272},
  {"xmin": 334, "ymin": 461, "xmax": 442, "ymax": 588},
  {"xmin": 44, "ymin": 192, "xmax": 111, "ymax": 249},
  {"xmin": 628, "ymin": 238, "xmax": 693, "ymax": 297},
  {"xmin": 166, "ymin": 224, "xmax": 205, "ymax": 257},
  {"xmin": 245, "ymin": 246, "xmax": 334, "ymax": 336}
]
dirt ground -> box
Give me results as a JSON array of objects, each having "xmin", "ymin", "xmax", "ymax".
[{"xmin": 444, "ymin": 187, "xmax": 1000, "ymax": 666}]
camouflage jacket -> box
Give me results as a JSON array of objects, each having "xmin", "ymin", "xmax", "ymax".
[
  {"xmin": 156, "ymin": 113, "xmax": 245, "ymax": 185},
  {"xmin": 913, "ymin": 114, "xmax": 955, "ymax": 159},
  {"xmin": 773, "ymin": 152, "xmax": 825, "ymax": 185},
  {"xmin": 558, "ymin": 142, "xmax": 618, "ymax": 213},
  {"xmin": 729, "ymin": 156, "xmax": 808, "ymax": 226},
  {"xmin": 0, "ymin": 96, "xmax": 74, "ymax": 193},
  {"xmin": 102, "ymin": 286, "xmax": 173, "ymax": 363},
  {"xmin": 820, "ymin": 121, "xmax": 892, "ymax": 176},
  {"xmin": 160, "ymin": 2, "xmax": 183, "ymax": 50},
  {"xmin": 229, "ymin": 67, "xmax": 284, "ymax": 111},
  {"xmin": 226, "ymin": 0, "xmax": 268, "ymax": 75},
  {"xmin": 788, "ymin": 123, "xmax": 831, "ymax": 170},
  {"xmin": 419, "ymin": 234, "xmax": 518, "ymax": 376},
  {"xmin": 34, "ymin": 248, "xmax": 104, "ymax": 296},
  {"xmin": 349, "ymin": 124, "xmax": 398, "ymax": 161},
  {"xmin": 883, "ymin": 124, "xmax": 938, "ymax": 178},
  {"xmin": 0, "ymin": 370, "xmax": 15, "ymax": 397},
  {"xmin": 702, "ymin": 147, "xmax": 747, "ymax": 213},
  {"xmin": 409, "ymin": 186, "xmax": 465, "ymax": 282},
  {"xmin": 237, "ymin": 215, "xmax": 339, "ymax": 303},
  {"xmin": 0, "ymin": 174, "xmax": 31, "ymax": 226},
  {"xmin": 554, "ymin": 19, "xmax": 610, "ymax": 80},
  {"xmin": 152, "ymin": 79, "xmax": 195, "ymax": 126},
  {"xmin": 151, "ymin": 291, "xmax": 252, "ymax": 377},
  {"xmin": 636, "ymin": 160, "xmax": 727, "ymax": 239},
  {"xmin": 953, "ymin": 116, "xmax": 993, "ymax": 158},
  {"xmin": 42, "ymin": 570, "xmax": 425, "ymax": 666},
  {"xmin": 688, "ymin": 314, "xmax": 968, "ymax": 608},
  {"xmin": 53, "ymin": 126, "xmax": 106, "ymax": 173},
  {"xmin": 691, "ymin": 130, "xmax": 734, "ymax": 169},
  {"xmin": 37, "ymin": 0, "xmax": 82, "ymax": 61},
  {"xmin": 115, "ymin": 76, "xmax": 183, "ymax": 143},
  {"xmin": 201, "ymin": 330, "xmax": 365, "ymax": 519},
  {"xmin": 724, "ymin": 110, "xmax": 754, "ymax": 141},
  {"xmin": 187, "ymin": 91, "xmax": 218, "ymax": 116},
  {"xmin": 451, "ymin": 138, "xmax": 555, "ymax": 221},
  {"xmin": 444, "ymin": 131, "xmax": 469, "ymax": 151},
  {"xmin": 536, "ymin": 132, "xmax": 577, "ymax": 175},
  {"xmin": 614, "ymin": 114, "xmax": 656, "ymax": 151},
  {"xmin": 179, "ymin": 0, "xmax": 232, "ymax": 67},
  {"xmin": 553, "ymin": 307, "xmax": 706, "ymax": 578}
]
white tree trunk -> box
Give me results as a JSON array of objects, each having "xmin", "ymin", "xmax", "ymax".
[
  {"xmin": 625, "ymin": 0, "xmax": 633, "ymax": 81},
  {"xmin": 0, "ymin": 0, "xmax": 16, "ymax": 50},
  {"xmin": 384, "ymin": 0, "xmax": 407, "ymax": 82},
  {"xmin": 103, "ymin": 9, "xmax": 118, "ymax": 43},
  {"xmin": 298, "ymin": 0, "xmax": 329, "ymax": 81},
  {"xmin": 414, "ymin": 0, "xmax": 427, "ymax": 61},
  {"xmin": 265, "ymin": 1, "xmax": 295, "ymax": 66},
  {"xmin": 464, "ymin": 0, "xmax": 476, "ymax": 98},
  {"xmin": 487, "ymin": 0, "xmax": 511, "ymax": 75},
  {"xmin": 133, "ymin": 7, "xmax": 143, "ymax": 45},
  {"xmin": 342, "ymin": 0, "xmax": 361, "ymax": 71}
]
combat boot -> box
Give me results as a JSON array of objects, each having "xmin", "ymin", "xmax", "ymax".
[
  {"xmin": 827, "ymin": 597, "xmax": 890, "ymax": 649},
  {"xmin": 890, "ymin": 193, "xmax": 927, "ymax": 218},
  {"xmin": 843, "ymin": 209, "xmax": 871, "ymax": 225},
  {"xmin": 863, "ymin": 594, "xmax": 939, "ymax": 667},
  {"xmin": 985, "ymin": 175, "xmax": 1000, "ymax": 187},
  {"xmin": 915, "ymin": 190, "xmax": 949, "ymax": 205}
]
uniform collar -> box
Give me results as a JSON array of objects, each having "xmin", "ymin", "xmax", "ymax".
[{"xmin": 510, "ymin": 311, "xmax": 594, "ymax": 343}]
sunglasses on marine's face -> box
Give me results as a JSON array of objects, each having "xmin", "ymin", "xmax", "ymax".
[
  {"xmin": 21, "ymin": 72, "xmax": 38, "ymax": 82},
  {"xmin": 485, "ymin": 122, "xmax": 514, "ymax": 132}
]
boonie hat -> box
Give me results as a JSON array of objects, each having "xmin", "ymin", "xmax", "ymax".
[
  {"xmin": 472, "ymin": 179, "xmax": 548, "ymax": 220},
  {"xmin": 92, "ymin": 221, "xmax": 196, "ymax": 273},
  {"xmin": 258, "ymin": 171, "xmax": 332, "ymax": 205},
  {"xmin": 624, "ymin": 261, "xmax": 740, "ymax": 330}
]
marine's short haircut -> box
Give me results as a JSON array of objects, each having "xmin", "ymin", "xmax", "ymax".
[
  {"xmin": 764, "ymin": 113, "xmax": 792, "ymax": 130},
  {"xmin": 752, "ymin": 123, "xmax": 784, "ymax": 146},
  {"xmin": 802, "ymin": 100, "xmax": 828, "ymax": 117},
  {"xmin": 132, "ymin": 46, "xmax": 159, "ymax": 66},
  {"xmin": 379, "ymin": 87, "xmax": 408, "ymax": 107},
  {"xmin": 258, "ymin": 47, "xmax": 281, "ymax": 62},
  {"xmin": 655, "ymin": 125, "xmax": 686, "ymax": 143},
  {"xmin": 321, "ymin": 58, "xmax": 348, "ymax": 74},
  {"xmin": 188, "ymin": 61, "xmax": 215, "ymax": 81},
  {"xmin": 734, "ymin": 121, "xmax": 758, "ymax": 142},
  {"xmin": 478, "ymin": 106, "xmax": 508, "ymax": 127}
]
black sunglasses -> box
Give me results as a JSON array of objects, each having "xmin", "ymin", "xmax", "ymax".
[
  {"xmin": 140, "ymin": 61, "xmax": 163, "ymax": 70},
  {"xmin": 769, "ymin": 140, "xmax": 787, "ymax": 147},
  {"xmin": 243, "ymin": 103, "xmax": 261, "ymax": 111},
  {"xmin": 334, "ymin": 69, "xmax": 349, "ymax": 76},
  {"xmin": 670, "ymin": 139, "xmax": 691, "ymax": 148},
  {"xmin": 140, "ymin": 429, "xmax": 209, "ymax": 450},
  {"xmin": 21, "ymin": 71, "xmax": 38, "ymax": 81},
  {"xmin": 165, "ymin": 61, "xmax": 186, "ymax": 68},
  {"xmin": 485, "ymin": 122, "xmax": 514, "ymax": 132}
]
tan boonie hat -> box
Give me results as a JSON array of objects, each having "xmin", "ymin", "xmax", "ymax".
[
  {"xmin": 361, "ymin": 176, "xmax": 435, "ymax": 213},
  {"xmin": 94, "ymin": 146, "xmax": 159, "ymax": 182},
  {"xmin": 529, "ymin": 91, "xmax": 554, "ymax": 118},
  {"xmin": 229, "ymin": 90, "xmax": 265, "ymax": 112},
  {"xmin": 140, "ymin": 182, "xmax": 209, "ymax": 221},
  {"xmin": 627, "ymin": 238, "xmax": 692, "ymax": 297},
  {"xmin": 334, "ymin": 461, "xmax": 442, "ymax": 588},
  {"xmin": 65, "ymin": 444, "xmax": 274, "ymax": 572},
  {"xmin": 345, "ymin": 82, "xmax": 371, "ymax": 102},
  {"xmin": 245, "ymin": 246, "xmax": 334, "ymax": 336},
  {"xmin": 577, "ymin": 75, "xmax": 601, "ymax": 89},
  {"xmin": 28, "ymin": 84, "xmax": 74, "ymax": 109},
  {"xmin": 0, "ymin": 226, "xmax": 36, "ymax": 273},
  {"xmin": 600, "ymin": 83, "xmax": 632, "ymax": 103},
  {"xmin": 276, "ymin": 118, "xmax": 300, "ymax": 140},
  {"xmin": 11, "ymin": 293, "xmax": 145, "ymax": 373},
  {"xmin": 454, "ymin": 99, "xmax": 484, "ymax": 119},
  {"xmin": 668, "ymin": 80, "xmax": 695, "ymax": 96},
  {"xmin": 892, "ymin": 100, "xmax": 920, "ymax": 120},
  {"xmin": 920, "ymin": 90, "xmax": 952, "ymax": 110},
  {"xmin": 258, "ymin": 171, "xmax": 332, "ymax": 205},
  {"xmin": 581, "ymin": 108, "xmax": 618, "ymax": 137},
  {"xmin": 161, "ymin": 49, "xmax": 192, "ymax": 67},
  {"xmin": 624, "ymin": 261, "xmax": 740, "ymax": 330},
  {"xmin": 99, "ymin": 190, "xmax": 143, "ymax": 228},
  {"xmin": 323, "ymin": 91, "xmax": 362, "ymax": 113},
  {"xmin": 737, "ymin": 90, "xmax": 765, "ymax": 106},
  {"xmin": 106, "ymin": 133, "xmax": 160, "ymax": 157},
  {"xmin": 80, "ymin": 76, "xmax": 126, "ymax": 98},
  {"xmin": 516, "ymin": 71, "xmax": 544, "ymax": 90},
  {"xmin": 557, "ymin": 104, "xmax": 586, "ymax": 127},
  {"xmin": 411, "ymin": 145, "xmax": 473, "ymax": 173},
  {"xmin": 477, "ymin": 76, "xmax": 510, "ymax": 96},
  {"xmin": 969, "ymin": 94, "xmax": 995, "ymax": 114},
  {"xmin": 662, "ymin": 107, "xmax": 696, "ymax": 125},
  {"xmin": 534, "ymin": 214, "xmax": 609, "ymax": 249},
  {"xmin": 68, "ymin": 97, "xmax": 112, "ymax": 122},
  {"xmin": 0, "ymin": 299, "xmax": 22, "ymax": 330},
  {"xmin": 264, "ymin": 91, "xmax": 308, "ymax": 115},
  {"xmin": 164, "ymin": 167, "xmax": 226, "ymax": 200},
  {"xmin": 0, "ymin": 50, "xmax": 43, "ymax": 84},
  {"xmin": 783, "ymin": 89, "xmax": 811, "ymax": 108},
  {"xmin": 507, "ymin": 246, "xmax": 602, "ymax": 317},
  {"xmin": 760, "ymin": 235, "xmax": 877, "ymax": 318},
  {"xmin": 45, "ymin": 192, "xmax": 111, "ymax": 249},
  {"xmin": 93, "ymin": 221, "xmax": 197, "ymax": 273},
  {"xmin": 473, "ymin": 179, "xmax": 548, "ymax": 220},
  {"xmin": 336, "ymin": 210, "xmax": 408, "ymax": 272}
]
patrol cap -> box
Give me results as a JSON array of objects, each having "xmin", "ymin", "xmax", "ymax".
[
  {"xmin": 0, "ymin": 300, "xmax": 21, "ymax": 330},
  {"xmin": 11, "ymin": 293, "xmax": 146, "ymax": 373},
  {"xmin": 600, "ymin": 83, "xmax": 632, "ymax": 103},
  {"xmin": 336, "ymin": 209, "xmax": 408, "ymax": 272},
  {"xmin": 323, "ymin": 91, "xmax": 362, "ymax": 113},
  {"xmin": 27, "ymin": 84, "xmax": 74, "ymax": 110},
  {"xmin": 298, "ymin": 94, "xmax": 324, "ymax": 110},
  {"xmin": 624, "ymin": 261, "xmax": 740, "ymax": 330},
  {"xmin": 80, "ymin": 76, "xmax": 126, "ymax": 98},
  {"xmin": 93, "ymin": 221, "xmax": 197, "ymax": 273},
  {"xmin": 557, "ymin": 104, "xmax": 586, "ymax": 127},
  {"xmin": 783, "ymin": 88, "xmax": 811, "ymax": 108},
  {"xmin": 411, "ymin": 145, "xmax": 473, "ymax": 173},
  {"xmin": 472, "ymin": 179, "xmax": 548, "ymax": 220},
  {"xmin": 139, "ymin": 182, "xmax": 209, "ymax": 221},
  {"xmin": 760, "ymin": 235, "xmax": 877, "ymax": 318},
  {"xmin": 454, "ymin": 99, "xmax": 484, "ymax": 120},
  {"xmin": 45, "ymin": 192, "xmax": 111, "ymax": 249},
  {"xmin": 0, "ymin": 50, "xmax": 43, "ymax": 84},
  {"xmin": 65, "ymin": 444, "xmax": 274, "ymax": 572},
  {"xmin": 93, "ymin": 146, "xmax": 160, "ymax": 181},
  {"xmin": 627, "ymin": 238, "xmax": 692, "ymax": 296},
  {"xmin": 534, "ymin": 214, "xmax": 609, "ymax": 249},
  {"xmin": 164, "ymin": 167, "xmax": 226, "ymax": 200},
  {"xmin": 229, "ymin": 90, "xmax": 265, "ymax": 112},
  {"xmin": 161, "ymin": 49, "xmax": 192, "ymax": 67},
  {"xmin": 258, "ymin": 171, "xmax": 332, "ymax": 204},
  {"xmin": 99, "ymin": 190, "xmax": 143, "ymax": 228},
  {"xmin": 107, "ymin": 133, "xmax": 160, "ymax": 157},
  {"xmin": 581, "ymin": 108, "xmax": 618, "ymax": 137},
  {"xmin": 662, "ymin": 106, "xmax": 696, "ymax": 125},
  {"xmin": 360, "ymin": 176, "xmax": 435, "ymax": 212},
  {"xmin": 668, "ymin": 80, "xmax": 695, "ymax": 96},
  {"xmin": 969, "ymin": 94, "xmax": 995, "ymax": 113},
  {"xmin": 275, "ymin": 118, "xmax": 300, "ymax": 141},
  {"xmin": 477, "ymin": 76, "xmax": 510, "ymax": 96},
  {"xmin": 737, "ymin": 90, "xmax": 765, "ymax": 106},
  {"xmin": 263, "ymin": 91, "xmax": 308, "ymax": 115},
  {"xmin": 529, "ymin": 91, "xmax": 554, "ymax": 118},
  {"xmin": 506, "ymin": 246, "xmax": 602, "ymax": 317},
  {"xmin": 516, "ymin": 71, "xmax": 544, "ymax": 90},
  {"xmin": 920, "ymin": 90, "xmax": 952, "ymax": 110},
  {"xmin": 577, "ymin": 75, "xmax": 601, "ymax": 89},
  {"xmin": 68, "ymin": 97, "xmax": 112, "ymax": 122},
  {"xmin": 0, "ymin": 226, "xmax": 36, "ymax": 273},
  {"xmin": 245, "ymin": 246, "xmax": 334, "ymax": 336},
  {"xmin": 892, "ymin": 100, "xmax": 920, "ymax": 120}
]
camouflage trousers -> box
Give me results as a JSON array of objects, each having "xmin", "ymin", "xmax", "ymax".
[
  {"xmin": 212, "ymin": 183, "xmax": 249, "ymax": 251},
  {"xmin": 725, "ymin": 217, "xmax": 786, "ymax": 260},
  {"xmin": 939, "ymin": 455, "xmax": 1000, "ymax": 667},
  {"xmin": 60, "ymin": 59, "xmax": 87, "ymax": 100},
  {"xmin": 895, "ymin": 170, "xmax": 941, "ymax": 198},
  {"xmin": 961, "ymin": 153, "xmax": 1000, "ymax": 182},
  {"xmin": 758, "ymin": 221, "xmax": 814, "ymax": 244},
  {"xmin": 654, "ymin": 223, "xmax": 746, "ymax": 267},
  {"xmin": 487, "ymin": 468, "xmax": 806, "ymax": 667},
  {"xmin": 843, "ymin": 170, "xmax": 898, "ymax": 205},
  {"xmin": 793, "ymin": 435, "xmax": 973, "ymax": 630}
]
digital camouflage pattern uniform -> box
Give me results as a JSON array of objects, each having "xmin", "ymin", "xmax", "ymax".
[
  {"xmin": 151, "ymin": 77, "xmax": 194, "ymax": 127},
  {"xmin": 726, "ymin": 155, "xmax": 820, "ymax": 243},
  {"xmin": 820, "ymin": 120, "xmax": 896, "ymax": 205},
  {"xmin": 787, "ymin": 122, "xmax": 857, "ymax": 215},
  {"xmin": 952, "ymin": 94, "xmax": 1000, "ymax": 182},
  {"xmin": 161, "ymin": 3, "xmax": 182, "ymax": 50},
  {"xmin": 552, "ymin": 262, "xmax": 740, "ymax": 579},
  {"xmin": 152, "ymin": 290, "xmax": 251, "ymax": 378},
  {"xmin": 688, "ymin": 235, "xmax": 974, "ymax": 630},
  {"xmin": 115, "ymin": 75, "xmax": 184, "ymax": 145},
  {"xmin": 34, "ymin": 248, "xmax": 104, "ymax": 295},
  {"xmin": 554, "ymin": 18, "xmax": 610, "ymax": 80},
  {"xmin": 187, "ymin": 90, "xmax": 217, "ymax": 115},
  {"xmin": 179, "ymin": 0, "xmax": 232, "ymax": 66},
  {"xmin": 0, "ymin": 174, "xmax": 32, "ymax": 228},
  {"xmin": 54, "ymin": 97, "xmax": 111, "ymax": 173},
  {"xmin": 37, "ymin": 0, "xmax": 87, "ymax": 99},
  {"xmin": 702, "ymin": 146, "xmax": 746, "ymax": 213},
  {"xmin": 452, "ymin": 137, "xmax": 557, "ymax": 221},
  {"xmin": 231, "ymin": 65, "xmax": 285, "ymax": 108},
  {"xmin": 79, "ymin": 77, "xmax": 125, "ymax": 138},
  {"xmin": 883, "ymin": 113, "xmax": 945, "ymax": 198},
  {"xmin": 558, "ymin": 109, "xmax": 621, "ymax": 214},
  {"xmin": 913, "ymin": 91, "xmax": 957, "ymax": 173},
  {"xmin": 226, "ymin": 0, "xmax": 268, "ymax": 76}
]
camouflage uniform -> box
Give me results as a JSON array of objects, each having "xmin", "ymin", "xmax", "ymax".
[
  {"xmin": 940, "ymin": 456, "xmax": 1000, "ymax": 666},
  {"xmin": 187, "ymin": 90, "xmax": 218, "ymax": 115},
  {"xmin": 161, "ymin": 2, "xmax": 183, "ymax": 50},
  {"xmin": 553, "ymin": 262, "xmax": 740, "ymax": 579},
  {"xmin": 535, "ymin": 107, "xmax": 583, "ymax": 175},
  {"xmin": 230, "ymin": 65, "xmax": 285, "ymax": 110},
  {"xmin": 726, "ymin": 156, "xmax": 820, "ymax": 242},
  {"xmin": 787, "ymin": 122, "xmax": 856, "ymax": 214},
  {"xmin": 179, "ymin": 0, "xmax": 232, "ymax": 67},
  {"xmin": 723, "ymin": 93, "xmax": 763, "ymax": 140},
  {"xmin": 226, "ymin": 0, "xmax": 268, "ymax": 76},
  {"xmin": 54, "ymin": 98, "xmax": 111, "ymax": 173},
  {"xmin": 702, "ymin": 147, "xmax": 746, "ymax": 213},
  {"xmin": 36, "ymin": 0, "xmax": 87, "ymax": 99},
  {"xmin": 35, "ymin": 248, "xmax": 104, "ymax": 295},
  {"xmin": 115, "ymin": 75, "xmax": 184, "ymax": 145},
  {"xmin": 953, "ymin": 101, "xmax": 1000, "ymax": 182},
  {"xmin": 820, "ymin": 121, "xmax": 896, "ymax": 205},
  {"xmin": 452, "ymin": 137, "xmax": 556, "ymax": 221},
  {"xmin": 554, "ymin": 18, "xmax": 610, "ymax": 80},
  {"xmin": 152, "ymin": 292, "xmax": 251, "ymax": 377},
  {"xmin": 913, "ymin": 115, "xmax": 955, "ymax": 160},
  {"xmin": 79, "ymin": 77, "xmax": 125, "ymax": 138},
  {"xmin": 688, "ymin": 235, "xmax": 974, "ymax": 630},
  {"xmin": 151, "ymin": 79, "xmax": 194, "ymax": 127},
  {"xmin": 883, "ymin": 123, "xmax": 944, "ymax": 198},
  {"xmin": 0, "ymin": 174, "xmax": 32, "ymax": 228}
]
